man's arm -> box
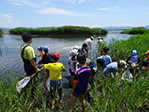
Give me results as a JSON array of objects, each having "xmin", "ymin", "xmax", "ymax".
[{"xmin": 30, "ymin": 59, "xmax": 40, "ymax": 73}]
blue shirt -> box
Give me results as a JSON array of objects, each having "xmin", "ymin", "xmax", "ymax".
[
  {"xmin": 103, "ymin": 62, "xmax": 118, "ymax": 77},
  {"xmin": 100, "ymin": 55, "xmax": 112, "ymax": 66},
  {"xmin": 74, "ymin": 66, "xmax": 91, "ymax": 94}
]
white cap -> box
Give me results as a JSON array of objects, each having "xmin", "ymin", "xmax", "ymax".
[
  {"xmin": 73, "ymin": 45, "xmax": 79, "ymax": 50},
  {"xmin": 90, "ymin": 36, "xmax": 94, "ymax": 40},
  {"xmin": 98, "ymin": 37, "xmax": 101, "ymax": 39},
  {"xmin": 70, "ymin": 49, "xmax": 77, "ymax": 56},
  {"xmin": 119, "ymin": 60, "xmax": 127, "ymax": 68}
]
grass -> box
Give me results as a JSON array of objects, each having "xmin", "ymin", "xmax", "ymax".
[
  {"xmin": 88, "ymin": 31, "xmax": 149, "ymax": 111},
  {"xmin": 0, "ymin": 29, "xmax": 3, "ymax": 35},
  {"xmin": 121, "ymin": 27, "xmax": 149, "ymax": 34},
  {"xmin": 88, "ymin": 71, "xmax": 149, "ymax": 112},
  {"xmin": 0, "ymin": 71, "xmax": 65, "ymax": 111},
  {"xmin": 9, "ymin": 26, "xmax": 108, "ymax": 36}
]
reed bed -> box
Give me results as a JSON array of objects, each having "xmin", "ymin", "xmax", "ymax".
[
  {"xmin": 0, "ymin": 29, "xmax": 3, "ymax": 35},
  {"xmin": 9, "ymin": 26, "xmax": 108, "ymax": 36},
  {"xmin": 121, "ymin": 27, "xmax": 149, "ymax": 34}
]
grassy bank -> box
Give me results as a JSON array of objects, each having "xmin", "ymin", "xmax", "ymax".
[
  {"xmin": 121, "ymin": 27, "xmax": 149, "ymax": 34},
  {"xmin": 9, "ymin": 26, "xmax": 108, "ymax": 36}
]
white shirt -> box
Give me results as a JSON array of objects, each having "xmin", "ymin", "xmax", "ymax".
[{"xmin": 84, "ymin": 38, "xmax": 92, "ymax": 50}]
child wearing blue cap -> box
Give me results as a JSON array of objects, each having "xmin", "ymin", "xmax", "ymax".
[{"xmin": 126, "ymin": 49, "xmax": 140, "ymax": 78}]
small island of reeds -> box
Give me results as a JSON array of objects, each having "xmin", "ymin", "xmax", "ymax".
[
  {"xmin": 121, "ymin": 27, "xmax": 149, "ymax": 35},
  {"xmin": 0, "ymin": 29, "xmax": 3, "ymax": 35},
  {"xmin": 9, "ymin": 26, "xmax": 108, "ymax": 36}
]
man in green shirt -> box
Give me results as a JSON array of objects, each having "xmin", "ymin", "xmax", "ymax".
[{"xmin": 20, "ymin": 32, "xmax": 40, "ymax": 76}]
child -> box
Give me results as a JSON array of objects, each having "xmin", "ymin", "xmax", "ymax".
[
  {"xmin": 97, "ymin": 58, "xmax": 127, "ymax": 77},
  {"xmin": 142, "ymin": 59, "xmax": 149, "ymax": 70},
  {"xmin": 78, "ymin": 43, "xmax": 88, "ymax": 57},
  {"xmin": 41, "ymin": 46, "xmax": 53, "ymax": 64},
  {"xmin": 99, "ymin": 46, "xmax": 112, "ymax": 67},
  {"xmin": 40, "ymin": 46, "xmax": 53, "ymax": 82},
  {"xmin": 126, "ymin": 49, "xmax": 140, "ymax": 78},
  {"xmin": 145, "ymin": 50, "xmax": 149, "ymax": 60},
  {"xmin": 71, "ymin": 52, "xmax": 91, "ymax": 112},
  {"xmin": 37, "ymin": 46, "xmax": 45, "ymax": 64},
  {"xmin": 68, "ymin": 50, "xmax": 77, "ymax": 88},
  {"xmin": 43, "ymin": 52, "xmax": 66, "ymax": 109}
]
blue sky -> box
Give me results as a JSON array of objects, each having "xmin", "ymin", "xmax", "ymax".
[{"xmin": 0, "ymin": 0, "xmax": 149, "ymax": 28}]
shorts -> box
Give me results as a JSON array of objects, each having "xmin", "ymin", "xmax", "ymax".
[
  {"xmin": 73, "ymin": 91, "xmax": 86, "ymax": 98},
  {"xmin": 50, "ymin": 79, "xmax": 62, "ymax": 99}
]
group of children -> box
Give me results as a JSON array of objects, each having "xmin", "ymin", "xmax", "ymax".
[{"xmin": 35, "ymin": 36, "xmax": 149, "ymax": 112}]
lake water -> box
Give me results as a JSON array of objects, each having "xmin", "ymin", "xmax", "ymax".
[{"xmin": 0, "ymin": 30, "xmax": 131, "ymax": 79}]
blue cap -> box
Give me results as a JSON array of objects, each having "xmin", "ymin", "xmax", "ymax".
[
  {"xmin": 131, "ymin": 49, "xmax": 137, "ymax": 57},
  {"xmin": 43, "ymin": 46, "xmax": 49, "ymax": 52},
  {"xmin": 38, "ymin": 46, "xmax": 42, "ymax": 50}
]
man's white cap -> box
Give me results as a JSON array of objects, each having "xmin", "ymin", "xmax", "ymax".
[
  {"xmin": 98, "ymin": 37, "xmax": 101, "ymax": 39},
  {"xmin": 73, "ymin": 45, "xmax": 79, "ymax": 50},
  {"xmin": 90, "ymin": 36, "xmax": 94, "ymax": 40},
  {"xmin": 119, "ymin": 60, "xmax": 127, "ymax": 68}
]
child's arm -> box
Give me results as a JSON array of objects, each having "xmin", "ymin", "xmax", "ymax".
[
  {"xmin": 74, "ymin": 61, "xmax": 77, "ymax": 70},
  {"xmin": 61, "ymin": 68, "xmax": 66, "ymax": 71}
]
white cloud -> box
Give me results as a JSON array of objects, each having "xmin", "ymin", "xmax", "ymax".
[
  {"xmin": 62, "ymin": 0, "xmax": 86, "ymax": 4},
  {"xmin": 98, "ymin": 6, "xmax": 120, "ymax": 11},
  {"xmin": 0, "ymin": 13, "xmax": 14, "ymax": 22},
  {"xmin": 35, "ymin": 7, "xmax": 86, "ymax": 16},
  {"xmin": 9, "ymin": 0, "xmax": 50, "ymax": 8},
  {"xmin": 99, "ymin": 7, "xmax": 111, "ymax": 11},
  {"xmin": 78, "ymin": 0, "xmax": 85, "ymax": 4},
  {"xmin": 0, "ymin": 13, "xmax": 21, "ymax": 28}
]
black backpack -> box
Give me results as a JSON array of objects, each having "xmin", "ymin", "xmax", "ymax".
[{"xmin": 42, "ymin": 53, "xmax": 53, "ymax": 64}]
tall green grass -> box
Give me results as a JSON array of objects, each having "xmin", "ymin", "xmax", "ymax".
[
  {"xmin": 88, "ymin": 32, "xmax": 149, "ymax": 111},
  {"xmin": 9, "ymin": 26, "xmax": 108, "ymax": 36},
  {"xmin": 89, "ymin": 72, "xmax": 149, "ymax": 111},
  {"xmin": 108, "ymin": 33, "xmax": 149, "ymax": 62},
  {"xmin": 121, "ymin": 27, "xmax": 149, "ymax": 34},
  {"xmin": 0, "ymin": 29, "xmax": 3, "ymax": 35},
  {"xmin": 0, "ymin": 72, "xmax": 65, "ymax": 111}
]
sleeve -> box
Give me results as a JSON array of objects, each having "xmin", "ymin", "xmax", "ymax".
[
  {"xmin": 74, "ymin": 71, "xmax": 79, "ymax": 82},
  {"xmin": 44, "ymin": 63, "xmax": 50, "ymax": 70},
  {"xmin": 61, "ymin": 63, "xmax": 65, "ymax": 70},
  {"xmin": 109, "ymin": 56, "xmax": 112, "ymax": 62},
  {"xmin": 26, "ymin": 46, "xmax": 36, "ymax": 60}
]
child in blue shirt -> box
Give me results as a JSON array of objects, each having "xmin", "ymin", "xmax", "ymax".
[
  {"xmin": 99, "ymin": 46, "xmax": 112, "ymax": 66},
  {"xmin": 71, "ymin": 52, "xmax": 91, "ymax": 112}
]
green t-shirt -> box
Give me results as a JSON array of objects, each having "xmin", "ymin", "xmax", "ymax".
[{"xmin": 20, "ymin": 42, "xmax": 35, "ymax": 60}]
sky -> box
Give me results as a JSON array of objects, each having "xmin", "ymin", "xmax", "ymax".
[{"xmin": 0, "ymin": 0, "xmax": 149, "ymax": 28}]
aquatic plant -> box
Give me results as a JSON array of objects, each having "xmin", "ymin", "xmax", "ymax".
[
  {"xmin": 0, "ymin": 29, "xmax": 3, "ymax": 35},
  {"xmin": 9, "ymin": 26, "xmax": 108, "ymax": 36},
  {"xmin": 121, "ymin": 27, "xmax": 149, "ymax": 34}
]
